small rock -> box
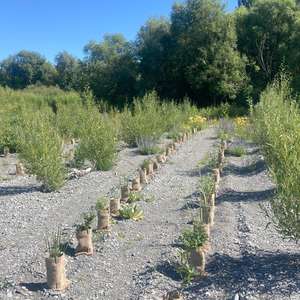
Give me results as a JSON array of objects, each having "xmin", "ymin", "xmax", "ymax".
[
  {"xmin": 234, "ymin": 293, "xmax": 239, "ymax": 300},
  {"xmin": 7, "ymin": 290, "xmax": 13, "ymax": 298}
]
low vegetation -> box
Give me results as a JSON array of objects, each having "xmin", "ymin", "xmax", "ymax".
[
  {"xmin": 45, "ymin": 228, "xmax": 66, "ymax": 258},
  {"xmin": 119, "ymin": 204, "xmax": 144, "ymax": 221},
  {"xmin": 179, "ymin": 223, "xmax": 208, "ymax": 251},
  {"xmin": 75, "ymin": 212, "xmax": 96, "ymax": 232},
  {"xmin": 176, "ymin": 250, "xmax": 197, "ymax": 284},
  {"xmin": 225, "ymin": 146, "xmax": 246, "ymax": 157},
  {"xmin": 96, "ymin": 197, "xmax": 109, "ymax": 212},
  {"xmin": 128, "ymin": 192, "xmax": 143, "ymax": 204},
  {"xmin": 198, "ymin": 175, "xmax": 215, "ymax": 204}
]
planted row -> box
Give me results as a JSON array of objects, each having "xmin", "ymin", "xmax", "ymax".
[
  {"xmin": 44, "ymin": 124, "xmax": 198, "ymax": 291},
  {"xmin": 176, "ymin": 140, "xmax": 226, "ymax": 283}
]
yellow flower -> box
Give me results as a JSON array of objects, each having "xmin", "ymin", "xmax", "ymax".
[
  {"xmin": 186, "ymin": 115, "xmax": 207, "ymax": 129},
  {"xmin": 234, "ymin": 117, "xmax": 248, "ymax": 127}
]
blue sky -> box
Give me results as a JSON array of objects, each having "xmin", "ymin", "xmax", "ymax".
[{"xmin": 0, "ymin": 0, "xmax": 237, "ymax": 62}]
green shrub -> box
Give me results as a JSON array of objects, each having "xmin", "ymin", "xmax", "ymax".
[
  {"xmin": 77, "ymin": 104, "xmax": 117, "ymax": 171},
  {"xmin": 136, "ymin": 136, "xmax": 161, "ymax": 155},
  {"xmin": 0, "ymin": 111, "xmax": 19, "ymax": 153},
  {"xmin": 128, "ymin": 191, "xmax": 143, "ymax": 203},
  {"xmin": 225, "ymin": 146, "xmax": 246, "ymax": 157},
  {"xmin": 252, "ymin": 74, "xmax": 300, "ymax": 241},
  {"xmin": 162, "ymin": 99, "xmax": 198, "ymax": 137},
  {"xmin": 216, "ymin": 118, "xmax": 234, "ymax": 141},
  {"xmin": 141, "ymin": 159, "xmax": 151, "ymax": 170},
  {"xmin": 198, "ymin": 150, "xmax": 219, "ymax": 171},
  {"xmin": 178, "ymin": 223, "xmax": 208, "ymax": 250},
  {"xmin": 176, "ymin": 250, "xmax": 197, "ymax": 284},
  {"xmin": 55, "ymin": 101, "xmax": 87, "ymax": 140},
  {"xmin": 96, "ymin": 197, "xmax": 109, "ymax": 211},
  {"xmin": 17, "ymin": 111, "xmax": 66, "ymax": 191},
  {"xmin": 0, "ymin": 86, "xmax": 84, "ymax": 152},
  {"xmin": 198, "ymin": 175, "xmax": 215, "ymax": 204},
  {"xmin": 199, "ymin": 102, "xmax": 247, "ymax": 119},
  {"xmin": 120, "ymin": 91, "xmax": 165, "ymax": 147}
]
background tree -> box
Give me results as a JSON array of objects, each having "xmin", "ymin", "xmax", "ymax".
[
  {"xmin": 235, "ymin": 0, "xmax": 300, "ymax": 98},
  {"xmin": 0, "ymin": 50, "xmax": 57, "ymax": 89},
  {"xmin": 238, "ymin": 0, "xmax": 254, "ymax": 7},
  {"xmin": 55, "ymin": 51, "xmax": 80, "ymax": 90},
  {"xmin": 136, "ymin": 18, "xmax": 173, "ymax": 98},
  {"xmin": 168, "ymin": 0, "xmax": 248, "ymax": 105},
  {"xmin": 82, "ymin": 34, "xmax": 138, "ymax": 108}
]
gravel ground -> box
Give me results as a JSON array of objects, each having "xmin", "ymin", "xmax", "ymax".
[
  {"xmin": 1, "ymin": 133, "xmax": 299, "ymax": 300},
  {"xmin": 179, "ymin": 141, "xmax": 300, "ymax": 300},
  {"xmin": 0, "ymin": 129, "xmax": 216, "ymax": 300}
]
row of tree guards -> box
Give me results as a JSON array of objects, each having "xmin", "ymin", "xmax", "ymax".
[
  {"xmin": 45, "ymin": 129, "xmax": 196, "ymax": 291},
  {"xmin": 189, "ymin": 140, "xmax": 227, "ymax": 275}
]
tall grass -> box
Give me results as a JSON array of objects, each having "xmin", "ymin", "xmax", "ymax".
[{"xmin": 252, "ymin": 74, "xmax": 300, "ymax": 241}]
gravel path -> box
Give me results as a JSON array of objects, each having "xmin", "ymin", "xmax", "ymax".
[
  {"xmin": 0, "ymin": 129, "xmax": 216, "ymax": 299},
  {"xmin": 181, "ymin": 141, "xmax": 300, "ymax": 300}
]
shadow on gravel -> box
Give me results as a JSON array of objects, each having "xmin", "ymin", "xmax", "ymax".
[
  {"xmin": 181, "ymin": 201, "xmax": 200, "ymax": 210},
  {"xmin": 199, "ymin": 165, "xmax": 214, "ymax": 176},
  {"xmin": 0, "ymin": 185, "xmax": 41, "ymax": 197},
  {"xmin": 177, "ymin": 168, "xmax": 200, "ymax": 177},
  {"xmin": 216, "ymin": 188, "xmax": 275, "ymax": 204},
  {"xmin": 184, "ymin": 251, "xmax": 300, "ymax": 297},
  {"xmin": 155, "ymin": 261, "xmax": 182, "ymax": 282},
  {"xmin": 222, "ymin": 159, "xmax": 267, "ymax": 177},
  {"xmin": 63, "ymin": 243, "xmax": 76, "ymax": 257},
  {"xmin": 136, "ymin": 262, "xmax": 181, "ymax": 287},
  {"xmin": 207, "ymin": 136, "xmax": 218, "ymax": 140},
  {"xmin": 20, "ymin": 282, "xmax": 47, "ymax": 292}
]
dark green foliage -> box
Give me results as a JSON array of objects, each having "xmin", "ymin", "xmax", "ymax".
[
  {"xmin": 0, "ymin": 50, "xmax": 57, "ymax": 89},
  {"xmin": 168, "ymin": 0, "xmax": 248, "ymax": 105},
  {"xmin": 136, "ymin": 17, "xmax": 172, "ymax": 98},
  {"xmin": 82, "ymin": 34, "xmax": 138, "ymax": 108},
  {"xmin": 238, "ymin": 0, "xmax": 254, "ymax": 7},
  {"xmin": 235, "ymin": 0, "xmax": 300, "ymax": 99},
  {"xmin": 55, "ymin": 51, "xmax": 80, "ymax": 90}
]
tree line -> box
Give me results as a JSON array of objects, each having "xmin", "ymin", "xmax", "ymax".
[{"xmin": 1, "ymin": 0, "xmax": 300, "ymax": 108}]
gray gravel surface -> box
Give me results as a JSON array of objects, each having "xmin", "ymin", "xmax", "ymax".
[
  {"xmin": 0, "ymin": 129, "xmax": 216, "ymax": 300},
  {"xmin": 1, "ymin": 134, "xmax": 299, "ymax": 300},
  {"xmin": 179, "ymin": 141, "xmax": 300, "ymax": 300}
]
